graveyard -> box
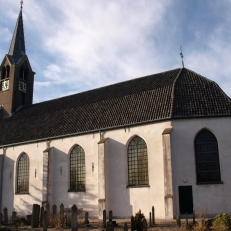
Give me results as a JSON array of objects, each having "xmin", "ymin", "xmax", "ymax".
[{"xmin": 0, "ymin": 203, "xmax": 230, "ymax": 230}]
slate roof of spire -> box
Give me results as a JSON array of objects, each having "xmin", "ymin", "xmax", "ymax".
[
  {"xmin": 0, "ymin": 67, "xmax": 231, "ymax": 146},
  {"xmin": 8, "ymin": 9, "xmax": 26, "ymax": 63}
]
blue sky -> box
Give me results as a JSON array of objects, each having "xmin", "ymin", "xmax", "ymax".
[{"xmin": 0, "ymin": 0, "xmax": 231, "ymax": 103}]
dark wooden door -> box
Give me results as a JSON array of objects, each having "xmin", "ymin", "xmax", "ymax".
[{"xmin": 178, "ymin": 186, "xmax": 193, "ymax": 214}]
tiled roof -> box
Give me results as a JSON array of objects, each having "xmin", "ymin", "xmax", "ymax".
[{"xmin": 0, "ymin": 68, "xmax": 231, "ymax": 146}]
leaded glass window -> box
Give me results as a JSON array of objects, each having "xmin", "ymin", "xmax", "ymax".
[
  {"xmin": 70, "ymin": 145, "xmax": 85, "ymax": 190},
  {"xmin": 128, "ymin": 136, "xmax": 149, "ymax": 186},
  {"xmin": 194, "ymin": 129, "xmax": 221, "ymax": 183},
  {"xmin": 17, "ymin": 153, "xmax": 29, "ymax": 193}
]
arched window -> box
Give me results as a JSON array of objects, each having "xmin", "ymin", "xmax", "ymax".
[
  {"xmin": 1, "ymin": 66, "xmax": 6, "ymax": 80},
  {"xmin": 17, "ymin": 153, "xmax": 29, "ymax": 193},
  {"xmin": 128, "ymin": 136, "xmax": 149, "ymax": 186},
  {"xmin": 6, "ymin": 65, "xmax": 10, "ymax": 78},
  {"xmin": 194, "ymin": 129, "xmax": 221, "ymax": 183},
  {"xmin": 70, "ymin": 145, "xmax": 85, "ymax": 191},
  {"xmin": 20, "ymin": 67, "xmax": 27, "ymax": 81}
]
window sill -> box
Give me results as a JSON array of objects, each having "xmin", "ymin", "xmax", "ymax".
[
  {"xmin": 127, "ymin": 185, "xmax": 150, "ymax": 188},
  {"xmin": 196, "ymin": 181, "xmax": 223, "ymax": 185},
  {"xmin": 15, "ymin": 192, "xmax": 29, "ymax": 195},
  {"xmin": 68, "ymin": 189, "xmax": 86, "ymax": 192}
]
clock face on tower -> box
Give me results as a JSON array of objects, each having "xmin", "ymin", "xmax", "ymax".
[
  {"xmin": 19, "ymin": 81, "xmax": 27, "ymax": 93},
  {"xmin": 2, "ymin": 80, "xmax": 9, "ymax": 91}
]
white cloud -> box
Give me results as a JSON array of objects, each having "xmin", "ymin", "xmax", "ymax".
[{"xmin": 1, "ymin": 1, "xmax": 231, "ymax": 103}]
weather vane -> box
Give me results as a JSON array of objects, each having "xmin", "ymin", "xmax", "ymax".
[
  {"xmin": 180, "ymin": 46, "xmax": 184, "ymax": 68},
  {"xmin": 20, "ymin": 0, "xmax": 23, "ymax": 9}
]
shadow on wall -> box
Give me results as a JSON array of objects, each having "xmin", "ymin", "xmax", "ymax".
[
  {"xmin": 51, "ymin": 148, "xmax": 99, "ymax": 218},
  {"xmin": 2, "ymin": 155, "xmax": 15, "ymax": 214},
  {"xmin": 106, "ymin": 138, "xmax": 133, "ymax": 218}
]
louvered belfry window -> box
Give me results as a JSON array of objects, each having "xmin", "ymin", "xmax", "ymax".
[
  {"xmin": 17, "ymin": 153, "xmax": 29, "ymax": 193},
  {"xmin": 195, "ymin": 129, "xmax": 221, "ymax": 183},
  {"xmin": 70, "ymin": 145, "xmax": 85, "ymax": 190},
  {"xmin": 128, "ymin": 136, "xmax": 149, "ymax": 186}
]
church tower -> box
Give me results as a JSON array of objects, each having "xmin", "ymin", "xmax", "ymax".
[{"xmin": 0, "ymin": 2, "xmax": 35, "ymax": 118}]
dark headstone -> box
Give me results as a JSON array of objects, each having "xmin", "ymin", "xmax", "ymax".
[
  {"xmin": 0, "ymin": 213, "xmax": 2, "ymax": 224},
  {"xmin": 141, "ymin": 217, "xmax": 147, "ymax": 231},
  {"xmin": 3, "ymin": 207, "xmax": 8, "ymax": 224},
  {"xmin": 176, "ymin": 215, "xmax": 181, "ymax": 227},
  {"xmin": 31, "ymin": 204, "xmax": 40, "ymax": 228},
  {"xmin": 40, "ymin": 206, "xmax": 44, "ymax": 227},
  {"xmin": 52, "ymin": 204, "xmax": 57, "ymax": 216},
  {"xmin": 106, "ymin": 227, "xmax": 114, "ymax": 231},
  {"xmin": 43, "ymin": 210, "xmax": 47, "ymax": 231},
  {"xmin": 21, "ymin": 218, "xmax": 30, "ymax": 226},
  {"xmin": 60, "ymin": 203, "xmax": 64, "ymax": 220},
  {"xmin": 103, "ymin": 210, "xmax": 106, "ymax": 228},
  {"xmin": 109, "ymin": 211, "xmax": 112, "ymax": 222},
  {"xmin": 124, "ymin": 222, "xmax": 128, "ymax": 231},
  {"xmin": 149, "ymin": 212, "xmax": 151, "ymax": 227},
  {"xmin": 45, "ymin": 203, "xmax": 50, "ymax": 218},
  {"xmin": 193, "ymin": 210, "xmax": 196, "ymax": 224},
  {"xmin": 84, "ymin": 212, "xmax": 89, "ymax": 224},
  {"xmin": 152, "ymin": 206, "xmax": 155, "ymax": 225},
  {"xmin": 185, "ymin": 213, "xmax": 188, "ymax": 227},
  {"xmin": 71, "ymin": 204, "xmax": 78, "ymax": 231},
  {"xmin": 12, "ymin": 211, "xmax": 17, "ymax": 219},
  {"xmin": 131, "ymin": 216, "xmax": 134, "ymax": 231},
  {"xmin": 26, "ymin": 215, "xmax": 32, "ymax": 224}
]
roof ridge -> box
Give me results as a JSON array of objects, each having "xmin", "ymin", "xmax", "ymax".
[
  {"xmin": 33, "ymin": 68, "xmax": 181, "ymax": 105},
  {"xmin": 170, "ymin": 68, "xmax": 183, "ymax": 117}
]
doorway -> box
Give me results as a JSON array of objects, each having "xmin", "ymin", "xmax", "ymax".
[{"xmin": 178, "ymin": 186, "xmax": 193, "ymax": 214}]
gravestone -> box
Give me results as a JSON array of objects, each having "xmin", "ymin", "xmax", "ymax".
[
  {"xmin": 84, "ymin": 212, "xmax": 89, "ymax": 224},
  {"xmin": 149, "ymin": 212, "xmax": 151, "ymax": 227},
  {"xmin": 3, "ymin": 207, "xmax": 8, "ymax": 224},
  {"xmin": 71, "ymin": 204, "xmax": 78, "ymax": 231},
  {"xmin": 20, "ymin": 217, "xmax": 30, "ymax": 226},
  {"xmin": 106, "ymin": 227, "xmax": 114, "ymax": 231},
  {"xmin": 185, "ymin": 213, "xmax": 188, "ymax": 227},
  {"xmin": 65, "ymin": 208, "xmax": 71, "ymax": 227},
  {"xmin": 103, "ymin": 210, "xmax": 106, "ymax": 228},
  {"xmin": 40, "ymin": 206, "xmax": 44, "ymax": 227},
  {"xmin": 31, "ymin": 204, "xmax": 40, "ymax": 228},
  {"xmin": 43, "ymin": 210, "xmax": 48, "ymax": 231},
  {"xmin": 124, "ymin": 222, "xmax": 128, "ymax": 231},
  {"xmin": 152, "ymin": 206, "xmax": 155, "ymax": 225},
  {"xmin": 176, "ymin": 215, "xmax": 181, "ymax": 227},
  {"xmin": 53, "ymin": 204, "xmax": 57, "ymax": 216},
  {"xmin": 193, "ymin": 210, "xmax": 196, "ymax": 224},
  {"xmin": 109, "ymin": 211, "xmax": 112, "ymax": 222},
  {"xmin": 60, "ymin": 204, "xmax": 64, "ymax": 220},
  {"xmin": 131, "ymin": 216, "xmax": 134, "ymax": 231},
  {"xmin": 12, "ymin": 211, "xmax": 17, "ymax": 219},
  {"xmin": 141, "ymin": 217, "xmax": 147, "ymax": 231},
  {"xmin": 0, "ymin": 213, "xmax": 2, "ymax": 224},
  {"xmin": 26, "ymin": 215, "xmax": 32, "ymax": 224},
  {"xmin": 45, "ymin": 203, "xmax": 50, "ymax": 218}
]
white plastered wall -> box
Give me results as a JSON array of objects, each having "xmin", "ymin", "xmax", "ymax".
[
  {"xmin": 171, "ymin": 117, "xmax": 231, "ymax": 217},
  {"xmin": 2, "ymin": 120, "xmax": 172, "ymax": 219}
]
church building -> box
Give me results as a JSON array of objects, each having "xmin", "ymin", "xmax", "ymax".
[{"xmin": 1, "ymin": 5, "xmax": 231, "ymax": 219}]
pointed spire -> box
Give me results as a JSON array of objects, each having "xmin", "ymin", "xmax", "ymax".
[{"xmin": 8, "ymin": 3, "xmax": 26, "ymax": 63}]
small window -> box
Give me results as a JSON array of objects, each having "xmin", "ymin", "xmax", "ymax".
[
  {"xmin": 17, "ymin": 153, "xmax": 29, "ymax": 193},
  {"xmin": 128, "ymin": 136, "xmax": 149, "ymax": 186},
  {"xmin": 195, "ymin": 129, "xmax": 221, "ymax": 183},
  {"xmin": 70, "ymin": 145, "xmax": 85, "ymax": 191}
]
